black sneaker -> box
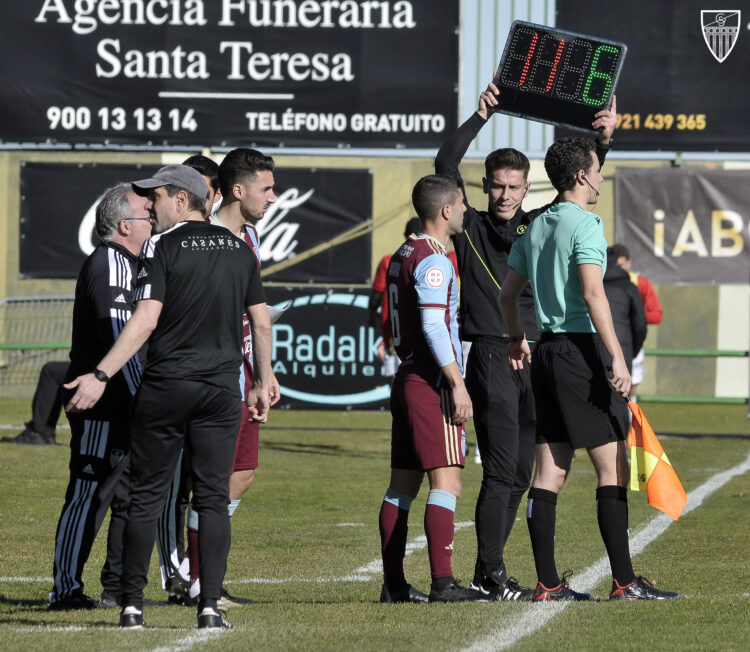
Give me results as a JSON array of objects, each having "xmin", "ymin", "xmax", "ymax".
[
  {"xmin": 98, "ymin": 590, "xmax": 121, "ymax": 609},
  {"xmin": 533, "ymin": 572, "xmax": 593, "ymax": 602},
  {"xmin": 119, "ymin": 606, "xmax": 145, "ymax": 629},
  {"xmin": 379, "ymin": 583, "xmax": 429, "ymax": 603},
  {"xmin": 609, "ymin": 576, "xmax": 680, "ymax": 601},
  {"xmin": 166, "ymin": 575, "xmax": 188, "ymax": 605},
  {"xmin": 429, "ymin": 578, "xmax": 489, "ymax": 603},
  {"xmin": 47, "ymin": 593, "xmax": 97, "ymax": 611},
  {"xmin": 197, "ymin": 607, "xmax": 233, "ymax": 629},
  {"xmin": 2, "ymin": 425, "xmax": 55, "ymax": 445},
  {"xmin": 217, "ymin": 586, "xmax": 254, "ymax": 611},
  {"xmin": 472, "ymin": 568, "xmax": 535, "ymax": 602}
]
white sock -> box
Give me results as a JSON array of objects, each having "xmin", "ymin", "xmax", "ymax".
[{"xmin": 189, "ymin": 578, "xmax": 201, "ymax": 599}]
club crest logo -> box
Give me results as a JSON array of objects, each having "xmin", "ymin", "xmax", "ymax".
[
  {"xmin": 701, "ymin": 10, "xmax": 741, "ymax": 62},
  {"xmin": 516, "ymin": 224, "xmax": 527, "ymax": 235}
]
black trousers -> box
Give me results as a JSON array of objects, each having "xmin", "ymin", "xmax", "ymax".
[
  {"xmin": 100, "ymin": 455, "xmax": 132, "ymax": 597},
  {"xmin": 50, "ymin": 411, "xmax": 130, "ymax": 602},
  {"xmin": 121, "ymin": 379, "xmax": 240, "ymax": 609},
  {"xmin": 31, "ymin": 361, "xmax": 69, "ymax": 436},
  {"xmin": 465, "ymin": 337, "xmax": 536, "ymax": 578}
]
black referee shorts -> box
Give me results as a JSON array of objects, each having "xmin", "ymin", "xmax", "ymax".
[{"xmin": 531, "ymin": 332, "xmax": 628, "ymax": 449}]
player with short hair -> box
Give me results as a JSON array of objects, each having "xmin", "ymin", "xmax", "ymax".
[
  {"xmin": 182, "ymin": 148, "xmax": 281, "ymax": 608},
  {"xmin": 378, "ymin": 174, "xmax": 484, "ymax": 603},
  {"xmin": 500, "ymin": 137, "xmax": 679, "ymax": 602}
]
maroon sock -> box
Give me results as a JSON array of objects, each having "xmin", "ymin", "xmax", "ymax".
[
  {"xmin": 379, "ymin": 500, "xmax": 408, "ymax": 588},
  {"xmin": 424, "ymin": 503, "xmax": 455, "ymax": 579},
  {"xmin": 187, "ymin": 527, "xmax": 200, "ymax": 580}
]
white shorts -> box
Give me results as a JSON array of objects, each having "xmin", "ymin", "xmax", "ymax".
[{"xmin": 631, "ymin": 348, "xmax": 645, "ymax": 385}]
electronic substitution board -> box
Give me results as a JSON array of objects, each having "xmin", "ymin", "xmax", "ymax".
[{"xmin": 494, "ymin": 21, "xmax": 627, "ymax": 132}]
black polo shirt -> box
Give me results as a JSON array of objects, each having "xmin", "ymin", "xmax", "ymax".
[{"xmin": 134, "ymin": 221, "xmax": 266, "ymax": 395}]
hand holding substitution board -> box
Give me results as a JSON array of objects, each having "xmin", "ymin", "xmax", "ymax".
[{"xmin": 493, "ymin": 21, "xmax": 627, "ymax": 132}]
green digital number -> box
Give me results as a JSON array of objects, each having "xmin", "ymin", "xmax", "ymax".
[{"xmin": 582, "ymin": 45, "xmax": 618, "ymax": 106}]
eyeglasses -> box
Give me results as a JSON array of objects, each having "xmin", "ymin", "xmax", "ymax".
[{"xmin": 123, "ymin": 216, "xmax": 154, "ymax": 222}]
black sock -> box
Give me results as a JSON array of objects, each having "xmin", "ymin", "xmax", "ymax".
[
  {"xmin": 596, "ymin": 485, "xmax": 636, "ymax": 586},
  {"xmin": 527, "ymin": 487, "xmax": 559, "ymax": 588},
  {"xmin": 199, "ymin": 598, "xmax": 218, "ymax": 612}
]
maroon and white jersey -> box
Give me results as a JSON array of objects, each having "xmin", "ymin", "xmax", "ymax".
[{"xmin": 386, "ymin": 234, "xmax": 462, "ymax": 387}]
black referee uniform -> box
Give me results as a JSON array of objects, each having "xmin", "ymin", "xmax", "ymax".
[
  {"xmin": 120, "ymin": 221, "xmax": 265, "ymax": 612},
  {"xmin": 435, "ymin": 112, "xmax": 611, "ymax": 586},
  {"xmin": 50, "ymin": 241, "xmax": 142, "ymax": 606}
]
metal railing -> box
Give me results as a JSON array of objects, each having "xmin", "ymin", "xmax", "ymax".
[
  {"xmin": 0, "ymin": 296, "xmax": 73, "ymax": 395},
  {"xmin": 638, "ymin": 348, "xmax": 749, "ymax": 406}
]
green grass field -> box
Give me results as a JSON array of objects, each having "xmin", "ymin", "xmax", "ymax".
[{"xmin": 0, "ymin": 399, "xmax": 748, "ymax": 651}]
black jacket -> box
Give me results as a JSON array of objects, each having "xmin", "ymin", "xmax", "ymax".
[{"xmin": 603, "ymin": 258, "xmax": 647, "ymax": 371}]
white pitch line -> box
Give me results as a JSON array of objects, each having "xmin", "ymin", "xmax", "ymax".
[
  {"xmin": 226, "ymin": 521, "xmax": 476, "ymax": 585},
  {"xmin": 462, "ymin": 451, "xmax": 750, "ymax": 652},
  {"xmin": 149, "ymin": 629, "xmax": 228, "ymax": 652},
  {"xmin": 0, "ymin": 576, "xmax": 53, "ymax": 583}
]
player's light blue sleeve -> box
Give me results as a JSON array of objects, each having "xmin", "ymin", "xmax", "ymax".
[
  {"xmin": 508, "ymin": 237, "xmax": 529, "ymax": 276},
  {"xmin": 415, "ymin": 254, "xmax": 456, "ymax": 368}
]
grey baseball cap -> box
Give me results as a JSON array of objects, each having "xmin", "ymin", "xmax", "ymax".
[{"xmin": 131, "ymin": 164, "xmax": 209, "ymax": 201}]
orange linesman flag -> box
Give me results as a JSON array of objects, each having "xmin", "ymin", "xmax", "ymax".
[{"xmin": 628, "ymin": 401, "xmax": 687, "ymax": 520}]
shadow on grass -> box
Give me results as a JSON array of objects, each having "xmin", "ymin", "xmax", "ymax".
[
  {"xmin": 0, "ymin": 595, "xmax": 48, "ymax": 609},
  {"xmin": 661, "ymin": 433, "xmax": 750, "ymax": 441},
  {"xmin": 263, "ymin": 426, "xmax": 389, "ymax": 432},
  {"xmin": 260, "ymin": 441, "xmax": 383, "ymax": 459}
]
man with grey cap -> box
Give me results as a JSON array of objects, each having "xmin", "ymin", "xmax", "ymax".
[{"xmin": 65, "ymin": 164, "xmax": 272, "ymax": 630}]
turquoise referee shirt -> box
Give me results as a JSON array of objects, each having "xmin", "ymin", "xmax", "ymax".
[{"xmin": 508, "ymin": 201, "xmax": 608, "ymax": 333}]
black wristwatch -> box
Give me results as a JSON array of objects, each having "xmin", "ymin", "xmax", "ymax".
[
  {"xmin": 94, "ymin": 369, "xmax": 111, "ymax": 383},
  {"xmin": 509, "ymin": 332, "xmax": 526, "ymax": 343}
]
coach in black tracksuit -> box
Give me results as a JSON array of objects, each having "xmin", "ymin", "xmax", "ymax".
[
  {"xmin": 434, "ymin": 80, "xmax": 616, "ymax": 600},
  {"xmin": 65, "ymin": 164, "xmax": 272, "ymax": 630},
  {"xmin": 49, "ymin": 183, "xmax": 153, "ymax": 610}
]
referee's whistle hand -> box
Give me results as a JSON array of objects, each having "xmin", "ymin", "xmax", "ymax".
[{"xmin": 63, "ymin": 374, "xmax": 105, "ymax": 412}]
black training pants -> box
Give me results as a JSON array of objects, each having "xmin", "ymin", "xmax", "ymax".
[
  {"xmin": 466, "ymin": 337, "xmax": 536, "ymax": 578},
  {"xmin": 120, "ymin": 378, "xmax": 240, "ymax": 609},
  {"xmin": 50, "ymin": 411, "xmax": 130, "ymax": 602}
]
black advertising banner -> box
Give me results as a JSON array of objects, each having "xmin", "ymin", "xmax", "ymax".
[
  {"xmin": 266, "ymin": 286, "xmax": 390, "ymax": 410},
  {"xmin": 557, "ymin": 1, "xmax": 750, "ymax": 151},
  {"xmin": 262, "ymin": 167, "xmax": 372, "ymax": 283},
  {"xmin": 615, "ymin": 168, "xmax": 750, "ymax": 284},
  {"xmin": 20, "ymin": 163, "xmax": 372, "ymax": 282},
  {"xmin": 1, "ymin": 1, "xmax": 458, "ymax": 149},
  {"xmin": 19, "ymin": 162, "xmax": 161, "ymax": 279}
]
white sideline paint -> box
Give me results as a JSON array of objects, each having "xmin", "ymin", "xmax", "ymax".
[
  {"xmin": 223, "ymin": 521, "xmax": 476, "ymax": 585},
  {"xmin": 3, "ymin": 522, "xmax": 476, "ymax": 587},
  {"xmin": 149, "ymin": 629, "xmax": 227, "ymax": 652},
  {"xmin": 462, "ymin": 451, "xmax": 750, "ymax": 652}
]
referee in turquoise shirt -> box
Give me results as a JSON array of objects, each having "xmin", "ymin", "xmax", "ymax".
[{"xmin": 498, "ymin": 137, "xmax": 679, "ymax": 603}]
